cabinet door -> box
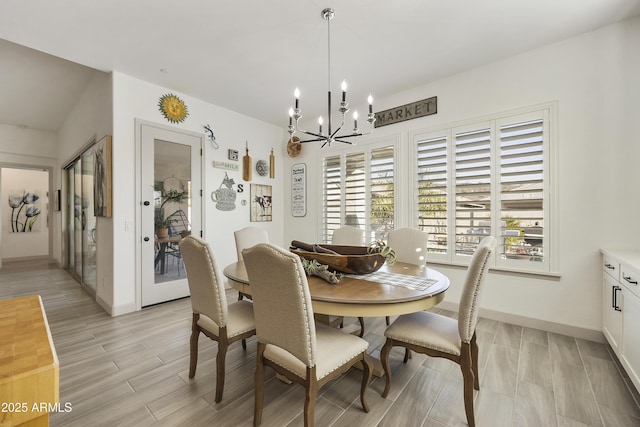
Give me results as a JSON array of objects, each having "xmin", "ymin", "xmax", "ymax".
[
  {"xmin": 603, "ymin": 273, "xmax": 622, "ymax": 351},
  {"xmin": 621, "ymin": 287, "xmax": 640, "ymax": 392}
]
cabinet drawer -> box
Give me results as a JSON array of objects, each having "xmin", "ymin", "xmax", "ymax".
[
  {"xmin": 603, "ymin": 256, "xmax": 619, "ymax": 281},
  {"xmin": 621, "ymin": 263, "xmax": 640, "ymax": 299}
]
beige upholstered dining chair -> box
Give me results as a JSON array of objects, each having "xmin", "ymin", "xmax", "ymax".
[
  {"xmin": 242, "ymin": 243, "xmax": 372, "ymax": 427},
  {"xmin": 387, "ymin": 227, "xmax": 429, "ymax": 266},
  {"xmin": 234, "ymin": 226, "xmax": 269, "ymax": 300},
  {"xmin": 331, "ymin": 226, "xmax": 366, "ymax": 336},
  {"xmin": 179, "ymin": 235, "xmax": 256, "ymax": 403},
  {"xmin": 380, "ymin": 236, "xmax": 497, "ymax": 427},
  {"xmin": 331, "ymin": 226, "xmax": 365, "ymax": 246},
  {"xmin": 384, "ymin": 227, "xmax": 430, "ymax": 325},
  {"xmin": 234, "ymin": 226, "xmax": 269, "ymax": 262}
]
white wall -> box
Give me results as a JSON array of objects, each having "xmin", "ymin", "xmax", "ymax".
[
  {"xmin": 57, "ymin": 71, "xmax": 113, "ymax": 309},
  {"xmin": 283, "ymin": 16, "xmax": 640, "ymax": 337},
  {"xmin": 1, "ymin": 168, "xmax": 49, "ymax": 259},
  {"xmin": 111, "ymin": 72, "xmax": 286, "ymax": 314},
  {"xmin": 0, "ymin": 124, "xmax": 57, "ymax": 159}
]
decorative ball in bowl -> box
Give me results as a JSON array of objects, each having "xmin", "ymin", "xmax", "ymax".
[{"xmin": 289, "ymin": 241, "xmax": 385, "ymax": 275}]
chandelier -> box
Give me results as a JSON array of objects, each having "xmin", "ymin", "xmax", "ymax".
[{"xmin": 288, "ymin": 8, "xmax": 375, "ymax": 148}]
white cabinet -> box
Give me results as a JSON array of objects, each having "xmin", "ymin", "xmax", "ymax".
[
  {"xmin": 602, "ymin": 271, "xmax": 622, "ymax": 351},
  {"xmin": 601, "ymin": 250, "xmax": 640, "ymax": 393}
]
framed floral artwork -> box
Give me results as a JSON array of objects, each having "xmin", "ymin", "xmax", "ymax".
[{"xmin": 8, "ymin": 190, "xmax": 42, "ymax": 232}]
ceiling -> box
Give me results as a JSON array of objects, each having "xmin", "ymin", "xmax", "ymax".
[{"xmin": 1, "ymin": 0, "xmax": 639, "ymax": 133}]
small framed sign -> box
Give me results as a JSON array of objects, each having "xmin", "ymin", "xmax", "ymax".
[{"xmin": 291, "ymin": 163, "xmax": 306, "ymax": 217}]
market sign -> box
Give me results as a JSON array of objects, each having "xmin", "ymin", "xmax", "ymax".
[{"xmin": 374, "ymin": 96, "xmax": 437, "ymax": 128}]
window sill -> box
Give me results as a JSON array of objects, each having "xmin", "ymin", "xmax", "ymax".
[{"xmin": 426, "ymin": 260, "xmax": 561, "ymax": 280}]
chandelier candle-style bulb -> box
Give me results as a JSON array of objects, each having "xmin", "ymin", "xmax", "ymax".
[
  {"xmin": 341, "ymin": 81, "xmax": 347, "ymax": 102},
  {"xmin": 353, "ymin": 111, "xmax": 358, "ymax": 131},
  {"xmin": 368, "ymin": 95, "xmax": 373, "ymax": 114},
  {"xmin": 318, "ymin": 117, "xmax": 323, "ymax": 134},
  {"xmin": 294, "ymin": 88, "xmax": 300, "ymax": 109}
]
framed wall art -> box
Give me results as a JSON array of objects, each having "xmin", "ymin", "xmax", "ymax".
[
  {"xmin": 291, "ymin": 163, "xmax": 306, "ymax": 217},
  {"xmin": 250, "ymin": 184, "xmax": 272, "ymax": 222},
  {"xmin": 94, "ymin": 135, "xmax": 112, "ymax": 217},
  {"xmin": 8, "ymin": 189, "xmax": 43, "ymax": 233}
]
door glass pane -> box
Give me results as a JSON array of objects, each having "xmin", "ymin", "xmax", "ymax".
[
  {"xmin": 82, "ymin": 147, "xmax": 96, "ymax": 291},
  {"xmin": 67, "ymin": 165, "xmax": 75, "ymax": 276},
  {"xmin": 154, "ymin": 140, "xmax": 191, "ymax": 283},
  {"xmin": 65, "ymin": 144, "xmax": 98, "ymax": 293},
  {"xmin": 74, "ymin": 161, "xmax": 82, "ymax": 279}
]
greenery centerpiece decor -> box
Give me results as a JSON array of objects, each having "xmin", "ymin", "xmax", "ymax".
[{"xmin": 367, "ymin": 240, "xmax": 397, "ymax": 265}]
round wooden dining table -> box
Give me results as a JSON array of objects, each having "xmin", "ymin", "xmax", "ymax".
[{"xmin": 223, "ymin": 260, "xmax": 450, "ymax": 318}]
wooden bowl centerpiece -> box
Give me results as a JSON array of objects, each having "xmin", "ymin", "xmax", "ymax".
[{"xmin": 290, "ymin": 240, "xmax": 385, "ymax": 275}]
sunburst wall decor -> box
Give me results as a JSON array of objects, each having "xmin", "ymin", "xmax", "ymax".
[{"xmin": 158, "ymin": 93, "xmax": 189, "ymax": 123}]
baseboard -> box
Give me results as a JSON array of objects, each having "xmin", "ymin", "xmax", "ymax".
[
  {"xmin": 2, "ymin": 255, "xmax": 50, "ymax": 263},
  {"xmin": 437, "ymin": 301, "xmax": 604, "ymax": 343},
  {"xmin": 96, "ymin": 295, "xmax": 137, "ymax": 317}
]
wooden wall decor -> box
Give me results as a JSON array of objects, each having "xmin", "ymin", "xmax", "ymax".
[
  {"xmin": 374, "ymin": 96, "xmax": 437, "ymax": 128},
  {"xmin": 242, "ymin": 141, "xmax": 252, "ymax": 181}
]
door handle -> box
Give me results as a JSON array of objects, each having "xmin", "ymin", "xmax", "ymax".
[
  {"xmin": 144, "ymin": 237, "xmax": 150, "ymax": 242},
  {"xmin": 143, "ymin": 201, "xmax": 150, "ymax": 206}
]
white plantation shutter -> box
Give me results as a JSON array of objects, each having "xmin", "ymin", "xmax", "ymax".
[
  {"xmin": 454, "ymin": 125, "xmax": 492, "ymax": 258},
  {"xmin": 413, "ymin": 105, "xmax": 554, "ymax": 273},
  {"xmin": 498, "ymin": 112, "xmax": 546, "ymax": 266},
  {"xmin": 322, "ymin": 155, "xmax": 342, "ymax": 243},
  {"xmin": 345, "ymin": 152, "xmax": 366, "ymax": 231},
  {"xmin": 370, "ymin": 146, "xmax": 395, "ymax": 241},
  {"xmin": 416, "ymin": 134, "xmax": 448, "ymax": 254}
]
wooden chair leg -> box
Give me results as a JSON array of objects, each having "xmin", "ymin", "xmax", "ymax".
[
  {"xmin": 254, "ymin": 344, "xmax": 266, "ymax": 426},
  {"xmin": 461, "ymin": 343, "xmax": 476, "ymax": 427},
  {"xmin": 471, "ymin": 333, "xmax": 480, "ymax": 390},
  {"xmin": 380, "ymin": 339, "xmax": 394, "ymax": 398},
  {"xmin": 215, "ymin": 341, "xmax": 228, "ymax": 403},
  {"xmin": 385, "ymin": 316, "xmax": 390, "ymax": 325},
  {"xmin": 304, "ymin": 381, "xmax": 318, "ymax": 427},
  {"xmin": 357, "ymin": 317, "xmax": 365, "ymax": 337},
  {"xmin": 188, "ymin": 315, "xmax": 200, "ymax": 378},
  {"xmin": 403, "ymin": 348, "xmax": 412, "ymax": 363},
  {"xmin": 360, "ymin": 353, "xmax": 372, "ymax": 412}
]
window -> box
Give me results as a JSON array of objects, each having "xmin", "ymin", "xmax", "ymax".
[
  {"xmin": 414, "ymin": 106, "xmax": 554, "ymax": 274},
  {"xmin": 322, "ymin": 142, "xmax": 396, "ymax": 244}
]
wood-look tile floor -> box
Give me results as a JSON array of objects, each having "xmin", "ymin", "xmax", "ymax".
[{"xmin": 1, "ymin": 259, "xmax": 639, "ymax": 426}]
